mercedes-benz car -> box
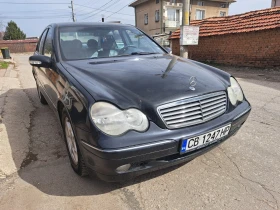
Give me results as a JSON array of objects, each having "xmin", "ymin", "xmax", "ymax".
[{"xmin": 29, "ymin": 23, "xmax": 251, "ymax": 182}]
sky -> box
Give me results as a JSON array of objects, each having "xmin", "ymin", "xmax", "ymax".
[{"xmin": 0, "ymin": 0, "xmax": 272, "ymax": 37}]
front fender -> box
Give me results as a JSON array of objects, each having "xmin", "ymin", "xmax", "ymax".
[{"xmin": 57, "ymin": 63, "xmax": 94, "ymax": 133}]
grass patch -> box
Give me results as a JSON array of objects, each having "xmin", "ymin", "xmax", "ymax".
[{"xmin": 0, "ymin": 61, "xmax": 9, "ymax": 69}]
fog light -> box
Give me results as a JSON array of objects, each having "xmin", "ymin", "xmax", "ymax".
[{"xmin": 116, "ymin": 164, "xmax": 131, "ymax": 172}]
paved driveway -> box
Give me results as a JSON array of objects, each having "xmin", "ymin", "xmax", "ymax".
[{"xmin": 0, "ymin": 54, "xmax": 279, "ymax": 210}]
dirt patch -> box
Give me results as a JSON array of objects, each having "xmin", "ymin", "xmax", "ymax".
[{"xmin": 213, "ymin": 64, "xmax": 280, "ymax": 82}]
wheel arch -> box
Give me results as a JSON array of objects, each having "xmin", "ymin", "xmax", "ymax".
[{"xmin": 57, "ymin": 100, "xmax": 65, "ymax": 125}]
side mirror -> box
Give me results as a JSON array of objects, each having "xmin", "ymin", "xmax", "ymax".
[{"xmin": 29, "ymin": 55, "xmax": 52, "ymax": 68}]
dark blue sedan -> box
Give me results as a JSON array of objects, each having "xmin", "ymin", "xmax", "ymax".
[{"xmin": 29, "ymin": 23, "xmax": 251, "ymax": 182}]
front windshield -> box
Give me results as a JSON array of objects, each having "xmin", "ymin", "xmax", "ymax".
[{"xmin": 59, "ymin": 25, "xmax": 165, "ymax": 60}]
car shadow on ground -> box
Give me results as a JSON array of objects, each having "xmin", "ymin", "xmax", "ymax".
[{"xmin": 2, "ymin": 88, "xmax": 186, "ymax": 196}]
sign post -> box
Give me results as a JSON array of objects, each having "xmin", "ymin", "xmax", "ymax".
[{"xmin": 180, "ymin": 0, "xmax": 190, "ymax": 58}]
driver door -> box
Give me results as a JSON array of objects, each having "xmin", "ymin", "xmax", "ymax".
[{"xmin": 41, "ymin": 27, "xmax": 60, "ymax": 109}]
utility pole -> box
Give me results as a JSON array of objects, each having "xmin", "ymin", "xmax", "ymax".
[
  {"xmin": 180, "ymin": 0, "xmax": 190, "ymax": 58},
  {"xmin": 71, "ymin": 0, "xmax": 76, "ymax": 22}
]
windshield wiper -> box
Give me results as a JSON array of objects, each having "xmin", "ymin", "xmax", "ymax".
[{"xmin": 131, "ymin": 52, "xmax": 158, "ymax": 55}]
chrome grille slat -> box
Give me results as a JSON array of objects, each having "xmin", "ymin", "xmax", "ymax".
[
  {"xmin": 163, "ymin": 110, "xmax": 202, "ymax": 121},
  {"xmin": 200, "ymin": 95, "xmax": 226, "ymax": 104},
  {"xmin": 203, "ymin": 106, "xmax": 226, "ymax": 117},
  {"xmin": 166, "ymin": 114, "xmax": 202, "ymax": 125},
  {"xmin": 157, "ymin": 91, "xmax": 227, "ymax": 129},
  {"xmin": 204, "ymin": 109, "xmax": 226, "ymax": 121},
  {"xmin": 169, "ymin": 119, "xmax": 204, "ymax": 128},
  {"xmin": 164, "ymin": 105, "xmax": 201, "ymax": 115},
  {"xmin": 202, "ymin": 103, "xmax": 226, "ymax": 113},
  {"xmin": 201, "ymin": 98, "xmax": 226, "ymax": 109},
  {"xmin": 160, "ymin": 102, "xmax": 200, "ymax": 113},
  {"xmin": 162, "ymin": 109, "xmax": 201, "ymax": 118}
]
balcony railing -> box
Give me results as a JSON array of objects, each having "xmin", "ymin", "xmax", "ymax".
[
  {"xmin": 164, "ymin": 2, "xmax": 183, "ymax": 7},
  {"xmin": 165, "ymin": 20, "xmax": 181, "ymax": 28}
]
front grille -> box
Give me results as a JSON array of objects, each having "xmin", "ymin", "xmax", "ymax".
[{"xmin": 157, "ymin": 91, "xmax": 227, "ymax": 129}]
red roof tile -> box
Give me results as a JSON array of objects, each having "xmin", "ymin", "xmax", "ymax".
[{"xmin": 169, "ymin": 7, "xmax": 280, "ymax": 39}]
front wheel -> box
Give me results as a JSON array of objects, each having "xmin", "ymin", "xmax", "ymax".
[{"xmin": 62, "ymin": 108, "xmax": 88, "ymax": 176}]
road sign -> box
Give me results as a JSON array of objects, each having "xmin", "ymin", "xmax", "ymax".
[{"xmin": 180, "ymin": 25, "xmax": 200, "ymax": 45}]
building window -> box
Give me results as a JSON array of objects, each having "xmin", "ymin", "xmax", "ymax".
[
  {"xmin": 196, "ymin": 9, "xmax": 205, "ymax": 20},
  {"xmin": 197, "ymin": 1, "xmax": 204, "ymax": 6},
  {"xmin": 144, "ymin": 14, "xmax": 148, "ymax": 25},
  {"xmin": 155, "ymin": 10, "xmax": 160, "ymax": 22},
  {"xmin": 167, "ymin": 9, "xmax": 180, "ymax": 21},
  {"xmin": 156, "ymin": 0, "xmax": 159, "ymax": 4},
  {"xmin": 220, "ymin": 3, "xmax": 227, "ymax": 8},
  {"xmin": 220, "ymin": 11, "xmax": 226, "ymax": 17},
  {"xmin": 170, "ymin": 0, "xmax": 176, "ymax": 3}
]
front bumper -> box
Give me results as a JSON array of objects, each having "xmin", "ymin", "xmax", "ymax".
[{"xmin": 80, "ymin": 104, "xmax": 251, "ymax": 182}]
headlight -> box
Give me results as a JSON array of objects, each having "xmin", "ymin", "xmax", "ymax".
[
  {"xmin": 90, "ymin": 102, "xmax": 149, "ymax": 136},
  {"xmin": 227, "ymin": 77, "xmax": 244, "ymax": 105}
]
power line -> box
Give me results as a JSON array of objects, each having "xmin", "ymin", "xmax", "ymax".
[
  {"xmin": 83, "ymin": 0, "xmax": 119, "ymax": 19},
  {"xmin": 0, "ymin": 15, "xmax": 70, "ymax": 17},
  {"xmin": 0, "ymin": 14, "xmax": 70, "ymax": 19},
  {"xmin": 0, "ymin": 2, "xmax": 68, "ymax": 4},
  {"xmin": 77, "ymin": 2, "xmax": 113, "ymax": 19},
  {"xmin": 74, "ymin": 4, "xmax": 134, "ymax": 16},
  {"xmin": 0, "ymin": 10, "xmax": 70, "ymax": 14},
  {"xmin": 79, "ymin": 0, "xmax": 116, "ymax": 21},
  {"xmin": 0, "ymin": 10, "xmax": 69, "ymax": 12},
  {"xmin": 0, "ymin": 17, "xmax": 69, "ymax": 19},
  {"xmin": 74, "ymin": 0, "xmax": 95, "ymax": 13},
  {"xmin": 106, "ymin": 3, "xmax": 131, "ymax": 19}
]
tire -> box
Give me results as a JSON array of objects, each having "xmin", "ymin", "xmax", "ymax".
[
  {"xmin": 36, "ymin": 83, "xmax": 48, "ymax": 105},
  {"xmin": 61, "ymin": 108, "xmax": 88, "ymax": 177}
]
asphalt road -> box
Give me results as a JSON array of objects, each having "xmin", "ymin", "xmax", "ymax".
[{"xmin": 0, "ymin": 54, "xmax": 280, "ymax": 210}]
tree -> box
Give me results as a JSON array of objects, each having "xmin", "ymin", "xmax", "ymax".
[{"xmin": 3, "ymin": 21, "xmax": 26, "ymax": 40}]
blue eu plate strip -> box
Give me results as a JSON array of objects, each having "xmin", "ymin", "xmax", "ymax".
[{"xmin": 181, "ymin": 140, "xmax": 188, "ymax": 153}]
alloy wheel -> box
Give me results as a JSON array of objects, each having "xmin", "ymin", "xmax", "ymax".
[{"xmin": 64, "ymin": 117, "xmax": 78, "ymax": 165}]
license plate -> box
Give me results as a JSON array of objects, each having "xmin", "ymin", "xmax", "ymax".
[{"xmin": 180, "ymin": 124, "xmax": 231, "ymax": 154}]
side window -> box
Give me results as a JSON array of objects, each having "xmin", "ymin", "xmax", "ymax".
[
  {"xmin": 43, "ymin": 28, "xmax": 53, "ymax": 58},
  {"xmin": 126, "ymin": 30, "xmax": 138, "ymax": 46},
  {"xmin": 125, "ymin": 29, "xmax": 161, "ymax": 52},
  {"xmin": 38, "ymin": 29, "xmax": 48, "ymax": 54}
]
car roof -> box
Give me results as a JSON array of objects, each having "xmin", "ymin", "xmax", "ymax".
[{"xmin": 50, "ymin": 22, "xmax": 132, "ymax": 28}]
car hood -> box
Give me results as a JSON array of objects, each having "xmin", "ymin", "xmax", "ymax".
[{"xmin": 63, "ymin": 54, "xmax": 230, "ymax": 110}]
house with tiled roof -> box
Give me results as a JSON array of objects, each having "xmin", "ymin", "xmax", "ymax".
[
  {"xmin": 129, "ymin": 0, "xmax": 236, "ymax": 36},
  {"xmin": 169, "ymin": 7, "xmax": 280, "ymax": 67},
  {"xmin": 271, "ymin": 0, "xmax": 280, "ymax": 7}
]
